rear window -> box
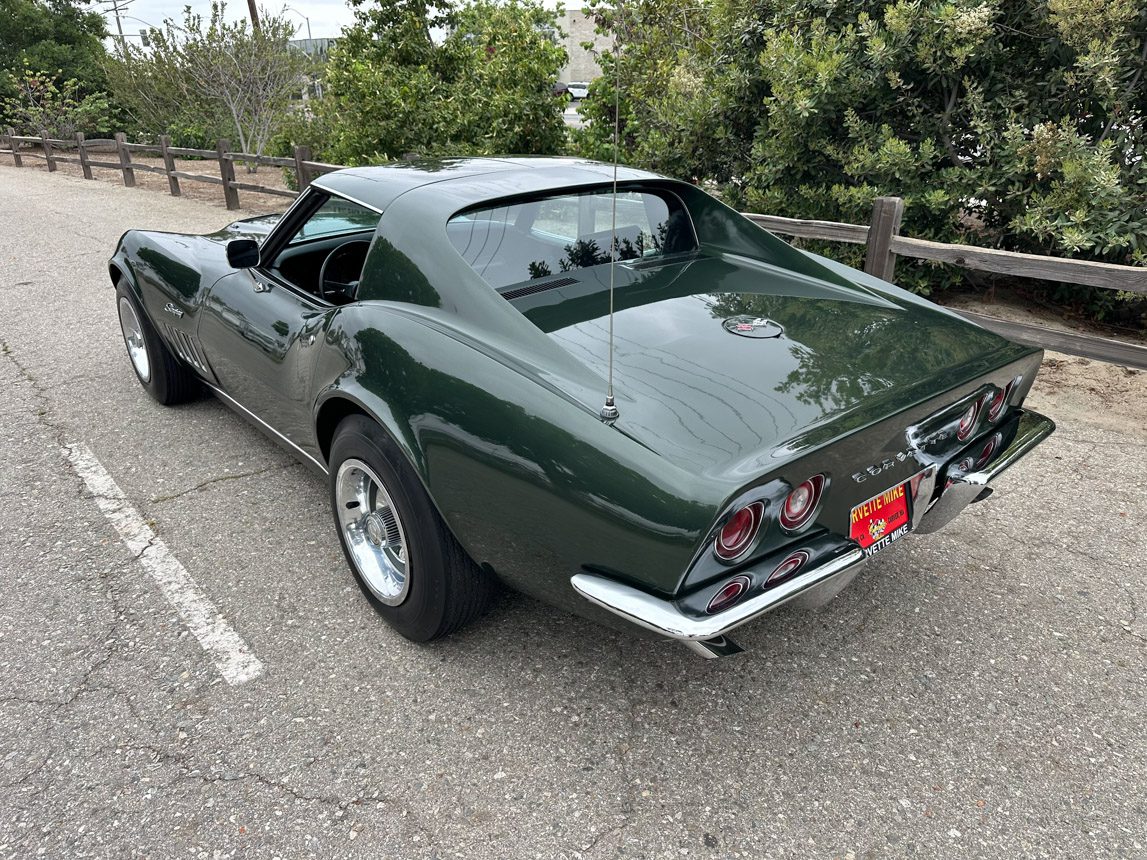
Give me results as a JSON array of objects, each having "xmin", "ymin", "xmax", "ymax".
[{"xmin": 447, "ymin": 189, "xmax": 697, "ymax": 289}]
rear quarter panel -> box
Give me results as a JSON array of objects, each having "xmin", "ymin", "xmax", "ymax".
[{"xmin": 311, "ymin": 304, "xmax": 728, "ymax": 618}]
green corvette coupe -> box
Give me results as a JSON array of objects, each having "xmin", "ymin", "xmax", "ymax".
[{"xmin": 110, "ymin": 157, "xmax": 1054, "ymax": 657}]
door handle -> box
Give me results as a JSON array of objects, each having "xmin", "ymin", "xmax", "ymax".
[{"xmin": 253, "ymin": 279, "xmax": 272, "ymax": 293}]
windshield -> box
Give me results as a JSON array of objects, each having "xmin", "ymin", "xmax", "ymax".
[
  {"xmin": 447, "ymin": 188, "xmax": 697, "ymax": 290},
  {"xmin": 289, "ymin": 196, "xmax": 380, "ymax": 244}
]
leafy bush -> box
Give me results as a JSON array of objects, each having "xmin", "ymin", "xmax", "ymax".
[
  {"xmin": 577, "ymin": 0, "xmax": 1147, "ymax": 325},
  {"xmin": 1, "ymin": 66, "xmax": 113, "ymax": 137}
]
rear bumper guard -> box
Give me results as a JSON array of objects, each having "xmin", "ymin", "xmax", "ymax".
[
  {"xmin": 915, "ymin": 409, "xmax": 1055, "ymax": 534},
  {"xmin": 570, "ymin": 408, "xmax": 1055, "ymax": 657}
]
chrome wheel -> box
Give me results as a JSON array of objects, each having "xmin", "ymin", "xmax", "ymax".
[
  {"xmin": 117, "ymin": 296, "xmax": 151, "ymax": 383},
  {"xmin": 335, "ymin": 458, "xmax": 410, "ymax": 605}
]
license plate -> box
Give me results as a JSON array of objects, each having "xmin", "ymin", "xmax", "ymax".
[{"xmin": 850, "ymin": 480, "xmax": 911, "ymax": 557}]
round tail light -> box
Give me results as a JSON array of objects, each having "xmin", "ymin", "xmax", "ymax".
[
  {"xmin": 779, "ymin": 474, "xmax": 824, "ymax": 531},
  {"xmin": 975, "ymin": 432, "xmax": 1002, "ymax": 469},
  {"xmin": 767, "ymin": 550, "xmax": 809, "ymax": 584},
  {"xmin": 987, "ymin": 382, "xmax": 1013, "ymax": 422},
  {"xmin": 956, "ymin": 401, "xmax": 979, "ymax": 441},
  {"xmin": 706, "ymin": 575, "xmax": 751, "ymax": 613},
  {"xmin": 714, "ymin": 501, "xmax": 765, "ymax": 561}
]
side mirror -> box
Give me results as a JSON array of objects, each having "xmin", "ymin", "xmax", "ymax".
[{"xmin": 226, "ymin": 238, "xmax": 260, "ymax": 269}]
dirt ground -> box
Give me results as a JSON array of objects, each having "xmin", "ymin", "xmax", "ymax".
[
  {"xmin": 1026, "ymin": 353, "xmax": 1147, "ymax": 436},
  {"xmin": 4, "ymin": 145, "xmax": 292, "ymax": 215},
  {"xmin": 7, "ymin": 147, "xmax": 1145, "ymax": 437},
  {"xmin": 942, "ymin": 292, "xmax": 1147, "ymax": 436}
]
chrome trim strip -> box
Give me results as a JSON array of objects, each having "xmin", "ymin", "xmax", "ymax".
[
  {"xmin": 909, "ymin": 466, "xmax": 938, "ymax": 530},
  {"xmin": 204, "ymin": 383, "xmax": 329, "ymax": 475},
  {"xmin": 571, "ymin": 548, "xmax": 865, "ymax": 642},
  {"xmin": 966, "ymin": 408, "xmax": 1055, "ymax": 483}
]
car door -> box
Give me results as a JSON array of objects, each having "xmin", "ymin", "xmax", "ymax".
[
  {"xmin": 196, "ymin": 189, "xmax": 381, "ymax": 449},
  {"xmin": 197, "ymin": 267, "xmax": 328, "ymax": 446}
]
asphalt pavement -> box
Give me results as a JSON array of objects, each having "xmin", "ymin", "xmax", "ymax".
[{"xmin": 1, "ymin": 165, "xmax": 1145, "ymax": 859}]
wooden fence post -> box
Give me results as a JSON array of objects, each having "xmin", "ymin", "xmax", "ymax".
[
  {"xmin": 293, "ymin": 145, "xmax": 313, "ymax": 191},
  {"xmin": 863, "ymin": 196, "xmax": 904, "ymax": 282},
  {"xmin": 76, "ymin": 132, "xmax": 93, "ymax": 179},
  {"xmin": 159, "ymin": 135, "xmax": 181, "ymax": 196},
  {"xmin": 114, "ymin": 132, "xmax": 135, "ymax": 187},
  {"xmin": 216, "ymin": 138, "xmax": 240, "ymax": 209},
  {"xmin": 40, "ymin": 130, "xmax": 57, "ymax": 172},
  {"xmin": 5, "ymin": 127, "xmax": 21, "ymax": 166}
]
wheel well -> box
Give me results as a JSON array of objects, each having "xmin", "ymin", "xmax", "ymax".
[
  {"xmin": 315, "ymin": 396, "xmax": 369, "ymax": 464},
  {"xmin": 109, "ymin": 263, "xmax": 124, "ymax": 287}
]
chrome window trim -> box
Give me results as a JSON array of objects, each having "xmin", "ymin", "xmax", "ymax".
[{"xmin": 309, "ymin": 180, "xmax": 384, "ymax": 215}]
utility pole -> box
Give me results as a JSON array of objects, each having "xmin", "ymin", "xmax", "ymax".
[
  {"xmin": 246, "ymin": 0, "xmax": 261, "ymax": 31},
  {"xmin": 102, "ymin": 0, "xmax": 132, "ymax": 53}
]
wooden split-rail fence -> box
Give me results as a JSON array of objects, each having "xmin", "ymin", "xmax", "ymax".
[{"xmin": 3, "ymin": 128, "xmax": 1145, "ymax": 369}]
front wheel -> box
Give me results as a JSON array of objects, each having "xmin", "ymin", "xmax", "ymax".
[
  {"xmin": 116, "ymin": 285, "xmax": 198, "ymax": 405},
  {"xmin": 329, "ymin": 415, "xmax": 494, "ymax": 642}
]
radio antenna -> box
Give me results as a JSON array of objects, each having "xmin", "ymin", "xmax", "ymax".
[{"xmin": 599, "ymin": 0, "xmax": 622, "ymax": 424}]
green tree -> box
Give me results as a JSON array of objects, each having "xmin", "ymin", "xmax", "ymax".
[
  {"xmin": 0, "ymin": 0, "xmax": 110, "ymax": 126},
  {"xmin": 291, "ymin": 0, "xmax": 568, "ymax": 165},
  {"xmin": 578, "ymin": 0, "xmax": 1147, "ymax": 322},
  {"xmin": 106, "ymin": 2, "xmax": 310, "ymax": 156}
]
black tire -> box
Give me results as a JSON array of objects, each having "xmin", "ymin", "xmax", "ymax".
[
  {"xmin": 115, "ymin": 284, "xmax": 199, "ymax": 405},
  {"xmin": 329, "ymin": 415, "xmax": 494, "ymax": 642}
]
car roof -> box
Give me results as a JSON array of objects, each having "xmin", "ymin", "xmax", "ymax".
[{"xmin": 311, "ymin": 157, "xmax": 664, "ymax": 213}]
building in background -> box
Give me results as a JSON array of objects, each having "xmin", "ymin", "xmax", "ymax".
[
  {"xmin": 559, "ymin": 9, "xmax": 608, "ymax": 85},
  {"xmin": 289, "ymin": 37, "xmax": 338, "ymax": 58}
]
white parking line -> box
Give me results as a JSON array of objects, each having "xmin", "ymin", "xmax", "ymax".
[{"xmin": 64, "ymin": 442, "xmax": 264, "ymax": 685}]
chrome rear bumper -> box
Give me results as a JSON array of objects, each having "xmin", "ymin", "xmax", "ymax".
[
  {"xmin": 571, "ymin": 547, "xmax": 865, "ymax": 644},
  {"xmin": 571, "ymin": 409, "xmax": 1055, "ymax": 657}
]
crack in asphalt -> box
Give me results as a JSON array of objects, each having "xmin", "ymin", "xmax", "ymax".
[{"xmin": 149, "ymin": 462, "xmax": 298, "ymax": 505}]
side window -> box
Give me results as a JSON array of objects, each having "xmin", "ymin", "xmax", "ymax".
[
  {"xmin": 265, "ymin": 193, "xmax": 382, "ymax": 304},
  {"xmin": 447, "ymin": 189, "xmax": 697, "ymax": 290}
]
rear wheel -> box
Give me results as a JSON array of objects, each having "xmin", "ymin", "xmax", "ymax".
[
  {"xmin": 116, "ymin": 285, "xmax": 198, "ymax": 405},
  {"xmin": 329, "ymin": 415, "xmax": 494, "ymax": 641}
]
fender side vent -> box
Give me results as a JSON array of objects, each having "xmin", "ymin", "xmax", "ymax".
[
  {"xmin": 163, "ymin": 324, "xmax": 206, "ymax": 372},
  {"xmin": 500, "ymin": 277, "xmax": 578, "ymax": 301}
]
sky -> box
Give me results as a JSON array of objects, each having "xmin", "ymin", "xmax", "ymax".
[
  {"xmin": 100, "ymin": 0, "xmax": 569, "ymax": 42},
  {"xmin": 99, "ymin": 0, "xmax": 358, "ymax": 42}
]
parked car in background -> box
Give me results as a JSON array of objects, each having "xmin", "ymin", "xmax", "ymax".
[
  {"xmin": 567, "ymin": 81, "xmax": 589, "ymax": 99},
  {"xmin": 110, "ymin": 157, "xmax": 1054, "ymax": 657}
]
